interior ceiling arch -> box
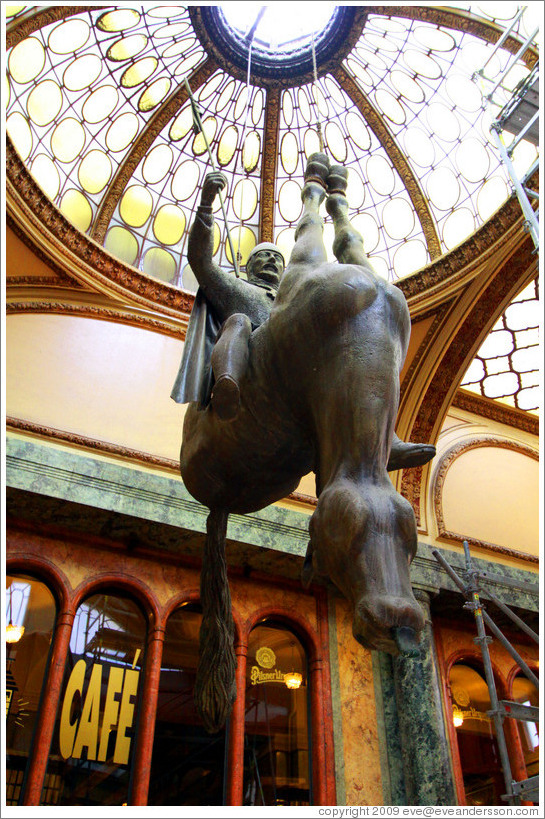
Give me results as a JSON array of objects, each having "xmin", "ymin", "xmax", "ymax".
[{"xmin": 5, "ymin": 4, "xmax": 539, "ymax": 414}]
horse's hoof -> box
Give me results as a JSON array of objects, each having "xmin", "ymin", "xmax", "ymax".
[
  {"xmin": 387, "ymin": 442, "xmax": 436, "ymax": 472},
  {"xmin": 393, "ymin": 626, "xmax": 421, "ymax": 657},
  {"xmin": 304, "ymin": 152, "xmax": 330, "ymax": 188},
  {"xmin": 326, "ymin": 164, "xmax": 349, "ymax": 195},
  {"xmin": 211, "ymin": 375, "xmax": 240, "ymax": 421}
]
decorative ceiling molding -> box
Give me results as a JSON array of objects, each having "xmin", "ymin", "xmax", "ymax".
[
  {"xmin": 91, "ymin": 58, "xmax": 217, "ymax": 243},
  {"xmin": 259, "ymin": 87, "xmax": 281, "ymax": 243},
  {"xmin": 5, "ymin": 5, "xmax": 104, "ymax": 49},
  {"xmin": 333, "ymin": 65, "xmax": 442, "ymax": 260},
  {"xmin": 363, "ymin": 6, "xmax": 538, "ymax": 66},
  {"xmin": 432, "ymin": 435, "xmax": 538, "ymax": 564},
  {"xmin": 452, "ymin": 388, "xmax": 539, "ymax": 436}
]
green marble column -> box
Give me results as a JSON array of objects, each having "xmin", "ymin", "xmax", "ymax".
[{"xmin": 392, "ymin": 587, "xmax": 456, "ymax": 806}]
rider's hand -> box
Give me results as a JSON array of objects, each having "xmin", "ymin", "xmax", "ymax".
[{"xmin": 201, "ymin": 171, "xmax": 227, "ymax": 206}]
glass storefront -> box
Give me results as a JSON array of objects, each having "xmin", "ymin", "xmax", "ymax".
[
  {"xmin": 40, "ymin": 592, "xmax": 147, "ymax": 806},
  {"xmin": 6, "ymin": 575, "xmax": 57, "ymax": 805},
  {"xmin": 243, "ymin": 622, "xmax": 310, "ymax": 806},
  {"xmin": 148, "ymin": 604, "xmax": 227, "ymax": 805}
]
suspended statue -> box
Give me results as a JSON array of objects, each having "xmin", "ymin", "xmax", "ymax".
[{"xmin": 171, "ymin": 152, "xmax": 435, "ymax": 733}]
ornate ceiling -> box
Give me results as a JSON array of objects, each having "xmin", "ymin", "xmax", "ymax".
[{"xmin": 5, "ymin": 4, "xmax": 540, "ymax": 413}]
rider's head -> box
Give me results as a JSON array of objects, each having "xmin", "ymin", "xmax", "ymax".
[{"xmin": 246, "ymin": 243, "xmax": 285, "ymax": 289}]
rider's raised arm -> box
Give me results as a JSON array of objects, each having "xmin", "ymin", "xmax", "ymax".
[{"xmin": 187, "ymin": 171, "xmax": 234, "ymax": 311}]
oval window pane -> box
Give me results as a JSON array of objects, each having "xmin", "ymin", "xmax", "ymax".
[
  {"xmin": 97, "ymin": 8, "xmax": 141, "ymax": 31},
  {"xmin": 192, "ymin": 117, "xmax": 217, "ymax": 156},
  {"xmin": 78, "ymin": 149, "xmax": 112, "ymax": 193},
  {"xmin": 298, "ymin": 89, "xmax": 311, "ymax": 123},
  {"xmin": 252, "ymin": 89, "xmax": 264, "ymax": 125},
  {"xmin": 456, "ymin": 139, "xmax": 490, "ymax": 183},
  {"xmin": 382, "ymin": 197, "xmax": 415, "ymax": 240},
  {"xmin": 107, "ymin": 34, "xmax": 148, "ymax": 62},
  {"xmin": 303, "ymin": 129, "xmax": 321, "ymax": 159},
  {"xmin": 426, "ymin": 167, "xmax": 460, "ymax": 210},
  {"xmin": 442, "ymin": 208, "xmax": 475, "ymax": 249},
  {"xmin": 142, "ymin": 143, "xmax": 173, "ymax": 184},
  {"xmin": 171, "ymin": 160, "xmax": 200, "ymax": 201},
  {"xmin": 346, "ymin": 57, "xmax": 373, "ymax": 89},
  {"xmin": 217, "ymin": 125, "xmax": 238, "ymax": 167},
  {"xmin": 311, "ymin": 84, "xmax": 329, "ymax": 119},
  {"xmin": 368, "ymin": 253, "xmax": 390, "ymax": 281},
  {"xmin": 390, "ymin": 70, "xmax": 425, "ymax": 103},
  {"xmin": 364, "ymin": 32, "xmax": 400, "ymax": 53},
  {"xmin": 242, "ymin": 131, "xmax": 260, "ymax": 173},
  {"xmin": 27, "ymin": 80, "xmax": 62, "ymax": 126},
  {"xmin": 121, "ymin": 57, "xmax": 158, "ymax": 87},
  {"xmin": 367, "ymin": 155, "xmax": 395, "ymax": 196},
  {"xmin": 403, "ymin": 49, "xmax": 442, "ymax": 79},
  {"xmin": 139, "ymin": 77, "xmax": 171, "ymax": 112},
  {"xmin": 143, "ymin": 247, "xmax": 177, "ymax": 283},
  {"xmin": 225, "ymin": 225, "xmax": 256, "ymax": 266},
  {"xmin": 355, "ymin": 47, "xmax": 387, "ymax": 71},
  {"xmin": 232, "ymin": 178, "xmax": 258, "ymax": 221},
  {"xmin": 414, "ymin": 25, "xmax": 455, "ymax": 52},
  {"xmin": 216, "ymin": 79, "xmax": 236, "ymax": 113},
  {"xmin": 105, "ymin": 225, "xmax": 139, "ymax": 265},
  {"xmin": 162, "ymin": 36, "xmax": 197, "ymax": 59},
  {"xmin": 153, "ymin": 21, "xmax": 192, "ymax": 39},
  {"xmin": 48, "ymin": 19, "xmax": 90, "ymax": 53},
  {"xmin": 181, "ymin": 263, "xmax": 198, "ymax": 293},
  {"xmin": 351, "ymin": 213, "xmax": 379, "ymax": 253},
  {"xmin": 426, "ymin": 103, "xmax": 461, "ymax": 143},
  {"xmin": 282, "ymin": 90, "xmax": 294, "ymax": 126},
  {"xmin": 31, "ymin": 153, "xmax": 60, "ymax": 199},
  {"xmin": 368, "ymin": 15, "xmax": 407, "ymax": 33},
  {"xmin": 281, "ymin": 132, "xmax": 299, "ymax": 175},
  {"xmin": 169, "ymin": 106, "xmax": 193, "ymax": 142},
  {"xmin": 445, "ymin": 74, "xmax": 483, "ymax": 113},
  {"xmin": 275, "ymin": 227, "xmax": 296, "ymax": 264},
  {"xmin": 325, "ymin": 76, "xmax": 346, "ymax": 107},
  {"xmin": 375, "ymin": 88, "xmax": 406, "ymax": 125},
  {"xmin": 63, "ymin": 54, "xmax": 102, "ymax": 91},
  {"xmin": 173, "ymin": 51, "xmax": 203, "ymax": 77},
  {"xmin": 346, "ymin": 168, "xmax": 365, "ymax": 210},
  {"xmin": 393, "ymin": 239, "xmax": 428, "ymax": 277},
  {"xmin": 278, "ymin": 180, "xmax": 302, "ymax": 223},
  {"xmin": 106, "ymin": 112, "xmax": 139, "ymax": 152},
  {"xmin": 477, "ymin": 176, "xmax": 509, "ymax": 221},
  {"xmin": 325, "ymin": 121, "xmax": 347, "ymax": 163},
  {"xmin": 6, "ymin": 112, "xmax": 32, "ymax": 160},
  {"xmin": 198, "ymin": 72, "xmax": 224, "ymax": 101},
  {"xmin": 346, "ymin": 112, "xmax": 371, "ymax": 150},
  {"xmin": 153, "ymin": 204, "xmax": 186, "ymax": 245},
  {"xmin": 8, "ymin": 37, "xmax": 45, "ymax": 84},
  {"xmin": 82, "ymin": 85, "xmax": 118, "ymax": 123},
  {"xmin": 60, "ymin": 189, "xmax": 93, "ymax": 232},
  {"xmin": 403, "ymin": 127, "xmax": 435, "ymax": 167},
  {"xmin": 51, "ymin": 118, "xmax": 85, "ymax": 163},
  {"xmin": 119, "ymin": 185, "xmax": 153, "ymax": 227}
]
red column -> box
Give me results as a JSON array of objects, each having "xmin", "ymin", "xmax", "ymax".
[
  {"xmin": 130, "ymin": 626, "xmax": 165, "ymax": 805},
  {"xmin": 310, "ymin": 655, "xmax": 327, "ymax": 805},
  {"xmin": 226, "ymin": 637, "xmax": 248, "ymax": 805},
  {"xmin": 22, "ymin": 610, "xmax": 74, "ymax": 805}
]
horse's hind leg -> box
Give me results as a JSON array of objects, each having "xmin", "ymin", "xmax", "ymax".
[
  {"xmin": 325, "ymin": 168, "xmax": 370, "ymax": 267},
  {"xmin": 194, "ymin": 507, "xmax": 237, "ymax": 733}
]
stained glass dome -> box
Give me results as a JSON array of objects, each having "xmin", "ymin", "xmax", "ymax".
[{"xmin": 5, "ymin": 3, "xmax": 540, "ymax": 412}]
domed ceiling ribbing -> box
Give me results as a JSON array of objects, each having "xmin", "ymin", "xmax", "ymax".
[{"xmin": 5, "ymin": 4, "xmax": 539, "ymax": 412}]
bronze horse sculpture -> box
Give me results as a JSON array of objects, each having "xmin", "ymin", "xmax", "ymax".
[{"xmin": 174, "ymin": 154, "xmax": 433, "ymax": 732}]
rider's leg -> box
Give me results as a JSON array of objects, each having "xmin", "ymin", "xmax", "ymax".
[{"xmin": 210, "ymin": 313, "xmax": 252, "ymax": 421}]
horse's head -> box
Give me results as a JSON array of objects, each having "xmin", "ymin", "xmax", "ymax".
[{"xmin": 309, "ymin": 478, "xmax": 424, "ymax": 655}]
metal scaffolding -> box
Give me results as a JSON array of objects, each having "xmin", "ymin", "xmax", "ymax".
[
  {"xmin": 433, "ymin": 542, "xmax": 539, "ymax": 805},
  {"xmin": 474, "ymin": 5, "xmax": 539, "ymax": 250}
]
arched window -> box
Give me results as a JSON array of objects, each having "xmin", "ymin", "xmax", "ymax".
[
  {"xmin": 40, "ymin": 591, "xmax": 147, "ymax": 806},
  {"xmin": 243, "ymin": 621, "xmax": 311, "ymax": 806},
  {"xmin": 511, "ymin": 673, "xmax": 539, "ymax": 780},
  {"xmin": 147, "ymin": 604, "xmax": 227, "ymax": 805},
  {"xmin": 449, "ymin": 662, "xmax": 504, "ymax": 805},
  {"xmin": 6, "ymin": 574, "xmax": 57, "ymax": 805}
]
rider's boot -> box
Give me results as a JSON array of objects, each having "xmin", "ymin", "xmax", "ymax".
[
  {"xmin": 210, "ymin": 314, "xmax": 251, "ymax": 421},
  {"xmin": 387, "ymin": 433, "xmax": 436, "ymax": 471}
]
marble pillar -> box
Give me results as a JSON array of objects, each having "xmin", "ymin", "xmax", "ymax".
[{"xmin": 391, "ymin": 587, "xmax": 456, "ymax": 806}]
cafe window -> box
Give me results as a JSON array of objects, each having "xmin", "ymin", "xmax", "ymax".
[
  {"xmin": 6, "ymin": 574, "xmax": 57, "ymax": 806},
  {"xmin": 511, "ymin": 674, "xmax": 539, "ymax": 780},
  {"xmin": 40, "ymin": 591, "xmax": 146, "ymax": 806},
  {"xmin": 147, "ymin": 604, "xmax": 226, "ymax": 805},
  {"xmin": 449, "ymin": 662, "xmax": 504, "ymax": 806},
  {"xmin": 243, "ymin": 621, "xmax": 311, "ymax": 806}
]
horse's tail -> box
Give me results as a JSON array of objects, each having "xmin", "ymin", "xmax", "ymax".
[{"xmin": 194, "ymin": 507, "xmax": 237, "ymax": 733}]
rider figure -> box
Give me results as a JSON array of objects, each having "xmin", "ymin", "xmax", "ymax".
[{"xmin": 172, "ymin": 156, "xmax": 435, "ymax": 471}]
